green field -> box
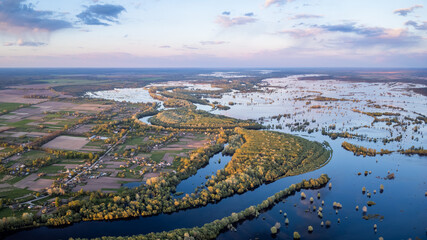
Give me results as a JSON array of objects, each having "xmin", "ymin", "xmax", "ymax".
[
  {"xmin": 0, "ymin": 187, "xmax": 33, "ymax": 199},
  {"xmin": 150, "ymin": 151, "xmax": 166, "ymax": 162},
  {"xmin": 124, "ymin": 136, "xmax": 146, "ymax": 145},
  {"xmin": 6, "ymin": 119, "xmax": 35, "ymax": 129},
  {"xmin": 0, "ymin": 207, "xmax": 36, "ymax": 218},
  {"xmin": 150, "ymin": 149, "xmax": 189, "ymax": 163},
  {"xmin": 4, "ymin": 176, "xmax": 26, "ymax": 185},
  {"xmin": 37, "ymin": 165, "xmax": 65, "ymax": 174},
  {"xmin": 0, "ymin": 103, "xmax": 27, "ymax": 114},
  {"xmin": 19, "ymin": 150, "xmax": 51, "ymax": 162}
]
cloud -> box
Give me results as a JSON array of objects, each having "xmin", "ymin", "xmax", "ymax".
[
  {"xmin": 264, "ymin": 0, "xmax": 295, "ymax": 8},
  {"xmin": 393, "ymin": 5, "xmax": 423, "ymax": 16},
  {"xmin": 244, "ymin": 12, "xmax": 254, "ymax": 17},
  {"xmin": 215, "ymin": 15, "xmax": 257, "ymax": 27},
  {"xmin": 3, "ymin": 38, "xmax": 46, "ymax": 47},
  {"xmin": 76, "ymin": 4, "xmax": 126, "ymax": 26},
  {"xmin": 405, "ymin": 20, "xmax": 427, "ymax": 31},
  {"xmin": 318, "ymin": 23, "xmax": 421, "ymax": 48},
  {"xmin": 183, "ymin": 45, "xmax": 198, "ymax": 50},
  {"xmin": 222, "ymin": 11, "xmax": 231, "ymax": 16},
  {"xmin": 318, "ymin": 23, "xmax": 385, "ymax": 37},
  {"xmin": 159, "ymin": 45, "xmax": 171, "ymax": 48},
  {"xmin": 3, "ymin": 42, "xmax": 15, "ymax": 46},
  {"xmin": 336, "ymin": 32, "xmax": 420, "ymax": 48},
  {"xmin": 279, "ymin": 22, "xmax": 422, "ymax": 49},
  {"xmin": 289, "ymin": 14, "xmax": 323, "ymax": 20},
  {"xmin": 200, "ymin": 41, "xmax": 228, "ymax": 45},
  {"xmin": 278, "ymin": 28, "xmax": 323, "ymax": 38},
  {"xmin": 0, "ymin": 0, "xmax": 72, "ymax": 33}
]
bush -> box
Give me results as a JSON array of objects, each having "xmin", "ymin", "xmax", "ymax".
[
  {"xmin": 301, "ymin": 192, "xmax": 306, "ymax": 199},
  {"xmin": 271, "ymin": 226, "xmax": 278, "ymax": 234},
  {"xmin": 293, "ymin": 231, "xmax": 301, "ymax": 239}
]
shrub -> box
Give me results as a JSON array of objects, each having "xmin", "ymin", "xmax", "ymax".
[
  {"xmin": 301, "ymin": 192, "xmax": 306, "ymax": 199},
  {"xmin": 333, "ymin": 202, "xmax": 342, "ymax": 209},
  {"xmin": 271, "ymin": 226, "xmax": 277, "ymax": 234}
]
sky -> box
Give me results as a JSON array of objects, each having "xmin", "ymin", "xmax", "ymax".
[{"xmin": 0, "ymin": 0, "xmax": 426, "ymax": 68}]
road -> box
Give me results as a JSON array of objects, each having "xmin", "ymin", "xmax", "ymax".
[
  {"xmin": 64, "ymin": 128, "xmax": 131, "ymax": 185},
  {"xmin": 22, "ymin": 194, "xmax": 50, "ymax": 206}
]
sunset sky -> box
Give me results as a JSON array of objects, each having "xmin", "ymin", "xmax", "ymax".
[{"xmin": 0, "ymin": 0, "xmax": 426, "ymax": 67}]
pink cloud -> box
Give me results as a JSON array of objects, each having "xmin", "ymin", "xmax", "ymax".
[
  {"xmin": 394, "ymin": 5, "xmax": 423, "ymax": 16},
  {"xmin": 278, "ymin": 28, "xmax": 323, "ymax": 38},
  {"xmin": 215, "ymin": 15, "xmax": 256, "ymax": 27}
]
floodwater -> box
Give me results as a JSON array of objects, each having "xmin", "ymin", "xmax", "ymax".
[{"xmin": 6, "ymin": 75, "xmax": 426, "ymax": 240}]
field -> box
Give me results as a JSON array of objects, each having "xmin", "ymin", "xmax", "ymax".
[
  {"xmin": 13, "ymin": 173, "xmax": 54, "ymax": 191},
  {"xmin": 42, "ymin": 136, "xmax": 90, "ymax": 151},
  {"xmin": 0, "ymin": 103, "xmax": 27, "ymax": 114}
]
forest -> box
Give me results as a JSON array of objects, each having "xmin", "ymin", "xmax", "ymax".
[{"xmin": 149, "ymin": 107, "xmax": 262, "ymax": 130}]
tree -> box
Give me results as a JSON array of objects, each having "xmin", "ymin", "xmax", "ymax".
[{"xmin": 55, "ymin": 197, "xmax": 60, "ymax": 208}]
